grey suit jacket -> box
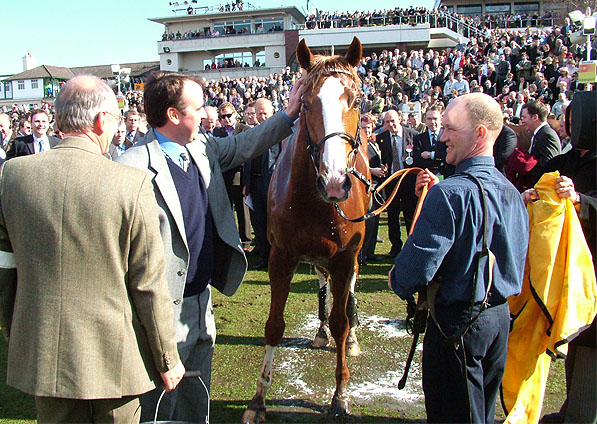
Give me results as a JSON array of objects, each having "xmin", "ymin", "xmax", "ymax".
[
  {"xmin": 116, "ymin": 112, "xmax": 293, "ymax": 311},
  {"xmin": 0, "ymin": 137, "xmax": 179, "ymax": 399}
]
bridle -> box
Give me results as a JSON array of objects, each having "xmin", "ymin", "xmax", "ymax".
[{"xmin": 300, "ymin": 68, "xmax": 373, "ymax": 196}]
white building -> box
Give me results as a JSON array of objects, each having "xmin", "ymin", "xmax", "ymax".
[
  {"xmin": 0, "ymin": 65, "xmax": 74, "ymax": 106},
  {"xmin": 150, "ymin": 6, "xmax": 465, "ymax": 79}
]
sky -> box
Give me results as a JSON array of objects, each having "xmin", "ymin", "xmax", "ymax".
[{"xmin": 2, "ymin": 0, "xmax": 435, "ymax": 76}]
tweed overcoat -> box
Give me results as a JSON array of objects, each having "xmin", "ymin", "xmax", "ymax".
[{"xmin": 0, "ymin": 137, "xmax": 179, "ymax": 399}]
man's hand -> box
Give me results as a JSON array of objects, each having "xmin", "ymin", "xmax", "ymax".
[
  {"xmin": 415, "ymin": 169, "xmax": 439, "ymax": 197},
  {"xmin": 421, "ymin": 151, "xmax": 431, "ymax": 159},
  {"xmin": 555, "ymin": 176, "xmax": 579, "ymax": 203},
  {"xmin": 521, "ymin": 188, "xmax": 538, "ymax": 205},
  {"xmin": 371, "ymin": 166, "xmax": 386, "ymax": 178},
  {"xmin": 160, "ymin": 361, "xmax": 185, "ymax": 392},
  {"xmin": 284, "ymin": 76, "xmax": 306, "ymax": 121}
]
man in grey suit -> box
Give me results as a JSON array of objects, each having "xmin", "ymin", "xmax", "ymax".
[
  {"xmin": 0, "ymin": 75, "xmax": 184, "ymax": 422},
  {"xmin": 117, "ymin": 72, "xmax": 304, "ymax": 422}
]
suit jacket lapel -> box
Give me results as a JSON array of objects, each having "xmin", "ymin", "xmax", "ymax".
[
  {"xmin": 187, "ymin": 134, "xmax": 211, "ymax": 188},
  {"xmin": 25, "ymin": 136, "xmax": 35, "ymax": 155},
  {"xmin": 147, "ymin": 138, "xmax": 188, "ymax": 249}
]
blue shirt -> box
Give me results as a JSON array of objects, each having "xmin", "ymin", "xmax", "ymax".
[
  {"xmin": 154, "ymin": 129, "xmax": 187, "ymax": 168},
  {"xmin": 390, "ymin": 156, "xmax": 529, "ymax": 306}
]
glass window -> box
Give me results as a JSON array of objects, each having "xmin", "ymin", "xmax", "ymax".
[
  {"xmin": 17, "ymin": 80, "xmax": 25, "ymax": 90},
  {"xmin": 254, "ymin": 17, "xmax": 284, "ymax": 33},
  {"xmin": 4, "ymin": 82, "xmax": 12, "ymax": 93},
  {"xmin": 457, "ymin": 5, "xmax": 482, "ymax": 15},
  {"xmin": 31, "ymin": 79, "xmax": 39, "ymax": 89},
  {"xmin": 486, "ymin": 4, "xmax": 511, "ymax": 14},
  {"xmin": 213, "ymin": 18, "xmax": 253, "ymax": 35},
  {"xmin": 204, "ymin": 50, "xmax": 263, "ymax": 69},
  {"xmin": 513, "ymin": 2, "xmax": 540, "ymax": 13}
]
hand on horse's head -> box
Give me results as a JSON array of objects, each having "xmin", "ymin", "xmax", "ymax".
[{"xmin": 285, "ymin": 75, "xmax": 307, "ymax": 121}]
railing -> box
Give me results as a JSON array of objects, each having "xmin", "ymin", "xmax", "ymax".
[
  {"xmin": 160, "ymin": 27, "xmax": 283, "ymax": 41},
  {"xmin": 161, "ymin": 11, "xmax": 557, "ymax": 43}
]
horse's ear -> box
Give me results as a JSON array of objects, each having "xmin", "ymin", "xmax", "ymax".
[
  {"xmin": 345, "ymin": 37, "xmax": 362, "ymax": 68},
  {"xmin": 297, "ymin": 39, "xmax": 314, "ymax": 71}
]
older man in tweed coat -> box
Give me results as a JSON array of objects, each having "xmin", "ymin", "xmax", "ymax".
[{"xmin": 0, "ymin": 75, "xmax": 184, "ymax": 423}]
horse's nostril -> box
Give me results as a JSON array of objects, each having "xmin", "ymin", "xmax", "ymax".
[
  {"xmin": 342, "ymin": 175, "xmax": 352, "ymax": 193},
  {"xmin": 316, "ymin": 175, "xmax": 327, "ymax": 195}
]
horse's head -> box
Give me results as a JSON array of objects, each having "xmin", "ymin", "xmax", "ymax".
[{"xmin": 298, "ymin": 37, "xmax": 363, "ymax": 203}]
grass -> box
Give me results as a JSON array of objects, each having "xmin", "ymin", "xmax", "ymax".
[{"xmin": 0, "ymin": 214, "xmax": 566, "ymax": 423}]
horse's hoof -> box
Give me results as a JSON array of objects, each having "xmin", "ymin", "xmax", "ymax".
[
  {"xmin": 346, "ymin": 341, "xmax": 361, "ymax": 357},
  {"xmin": 329, "ymin": 396, "xmax": 351, "ymax": 417},
  {"xmin": 313, "ymin": 334, "xmax": 330, "ymax": 348},
  {"xmin": 241, "ymin": 408, "xmax": 266, "ymax": 424}
]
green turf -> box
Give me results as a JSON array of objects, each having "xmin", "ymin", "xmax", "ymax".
[{"xmin": 0, "ymin": 214, "xmax": 566, "ymax": 423}]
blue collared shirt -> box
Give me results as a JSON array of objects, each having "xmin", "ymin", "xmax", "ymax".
[
  {"xmin": 154, "ymin": 129, "xmax": 187, "ymax": 168},
  {"xmin": 390, "ymin": 156, "xmax": 529, "ymax": 306}
]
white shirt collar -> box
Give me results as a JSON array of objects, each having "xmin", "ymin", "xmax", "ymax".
[{"xmin": 533, "ymin": 121, "xmax": 548, "ymax": 137}]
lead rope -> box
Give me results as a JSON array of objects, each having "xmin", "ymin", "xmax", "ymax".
[{"xmin": 335, "ymin": 167, "xmax": 426, "ymax": 222}]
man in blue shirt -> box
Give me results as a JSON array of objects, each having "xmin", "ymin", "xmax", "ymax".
[{"xmin": 389, "ymin": 93, "xmax": 529, "ymax": 423}]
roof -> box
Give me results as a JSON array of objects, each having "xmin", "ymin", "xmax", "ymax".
[
  {"xmin": 4, "ymin": 65, "xmax": 75, "ymax": 81},
  {"xmin": 70, "ymin": 61, "xmax": 160, "ymax": 79},
  {"xmin": 150, "ymin": 6, "xmax": 306, "ymax": 25}
]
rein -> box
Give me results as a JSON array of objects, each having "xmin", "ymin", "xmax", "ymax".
[{"xmin": 335, "ymin": 167, "xmax": 426, "ymax": 223}]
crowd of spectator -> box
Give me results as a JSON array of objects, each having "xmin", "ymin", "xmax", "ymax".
[
  {"xmin": 3, "ymin": 13, "xmax": 596, "ymax": 152},
  {"xmin": 305, "ymin": 6, "xmax": 557, "ymax": 32}
]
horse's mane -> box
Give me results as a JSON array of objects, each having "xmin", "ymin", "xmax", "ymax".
[{"xmin": 304, "ymin": 54, "xmax": 362, "ymax": 95}]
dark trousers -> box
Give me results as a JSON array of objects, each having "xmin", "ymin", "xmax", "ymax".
[
  {"xmin": 422, "ymin": 302, "xmax": 509, "ymax": 423},
  {"xmin": 386, "ymin": 174, "xmax": 417, "ymax": 254},
  {"xmin": 559, "ymin": 315, "xmax": 597, "ymax": 422},
  {"xmin": 361, "ymin": 193, "xmax": 383, "ymax": 260},
  {"xmin": 226, "ymin": 184, "xmax": 252, "ymax": 247},
  {"xmin": 35, "ymin": 395, "xmax": 140, "ymax": 423},
  {"xmin": 249, "ymin": 175, "xmax": 270, "ymax": 262}
]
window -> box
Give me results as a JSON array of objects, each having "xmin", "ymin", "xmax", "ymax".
[
  {"xmin": 513, "ymin": 2, "xmax": 540, "ymax": 13},
  {"xmin": 457, "ymin": 5, "xmax": 482, "ymax": 16},
  {"xmin": 253, "ymin": 17, "xmax": 285, "ymax": 33},
  {"xmin": 31, "ymin": 79, "xmax": 39, "ymax": 89},
  {"xmin": 486, "ymin": 4, "xmax": 511, "ymax": 14},
  {"xmin": 213, "ymin": 18, "xmax": 252, "ymax": 35},
  {"xmin": 17, "ymin": 80, "xmax": 25, "ymax": 90},
  {"xmin": 203, "ymin": 50, "xmax": 265, "ymax": 69}
]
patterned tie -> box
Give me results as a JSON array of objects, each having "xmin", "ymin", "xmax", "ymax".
[
  {"xmin": 431, "ymin": 132, "xmax": 436, "ymax": 147},
  {"xmin": 180, "ymin": 151, "xmax": 189, "ymax": 172},
  {"xmin": 38, "ymin": 139, "xmax": 45, "ymax": 153},
  {"xmin": 392, "ymin": 134, "xmax": 402, "ymax": 173}
]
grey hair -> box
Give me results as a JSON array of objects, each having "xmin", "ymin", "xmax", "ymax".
[{"xmin": 55, "ymin": 75, "xmax": 116, "ymax": 133}]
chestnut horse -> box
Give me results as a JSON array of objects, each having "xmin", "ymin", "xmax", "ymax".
[{"xmin": 243, "ymin": 37, "xmax": 369, "ymax": 422}]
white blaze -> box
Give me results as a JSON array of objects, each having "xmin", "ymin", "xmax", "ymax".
[{"xmin": 317, "ymin": 77, "xmax": 349, "ymax": 180}]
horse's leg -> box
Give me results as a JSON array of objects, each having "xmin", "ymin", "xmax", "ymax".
[
  {"xmin": 242, "ymin": 248, "xmax": 296, "ymax": 424},
  {"xmin": 346, "ymin": 271, "xmax": 361, "ymax": 357},
  {"xmin": 327, "ymin": 255, "xmax": 356, "ymax": 417},
  {"xmin": 313, "ymin": 266, "xmax": 331, "ymax": 348}
]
